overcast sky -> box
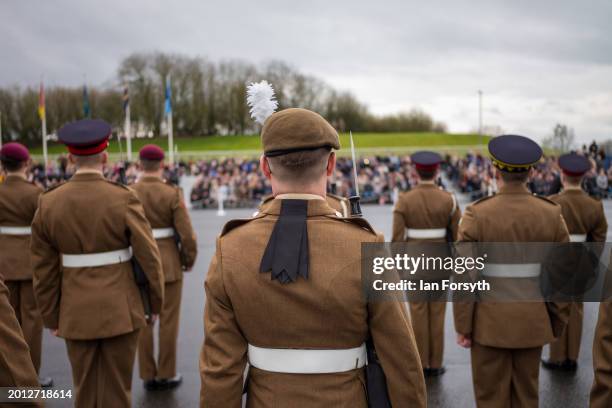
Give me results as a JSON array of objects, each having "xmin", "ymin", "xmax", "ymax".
[{"xmin": 2, "ymin": 0, "xmax": 611, "ymax": 143}]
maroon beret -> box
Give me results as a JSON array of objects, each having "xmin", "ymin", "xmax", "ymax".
[
  {"xmin": 0, "ymin": 142, "xmax": 30, "ymax": 162},
  {"xmin": 139, "ymin": 144, "xmax": 165, "ymax": 161}
]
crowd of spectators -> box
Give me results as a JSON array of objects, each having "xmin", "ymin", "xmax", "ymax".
[
  {"xmin": 445, "ymin": 140, "xmax": 612, "ymax": 201},
  {"xmin": 13, "ymin": 140, "xmax": 612, "ymax": 209}
]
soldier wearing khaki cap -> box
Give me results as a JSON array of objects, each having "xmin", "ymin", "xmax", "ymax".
[
  {"xmin": 543, "ymin": 153, "xmax": 607, "ymax": 372},
  {"xmin": 454, "ymin": 135, "xmax": 570, "ymax": 407},
  {"xmin": 133, "ymin": 144, "xmax": 198, "ymax": 391},
  {"xmin": 392, "ymin": 151, "xmax": 460, "ymax": 377},
  {"xmin": 200, "ymin": 82, "xmax": 426, "ymax": 407},
  {"xmin": 0, "ymin": 143, "xmax": 53, "ymax": 388},
  {"xmin": 30, "ymin": 119, "xmax": 164, "ymax": 408}
]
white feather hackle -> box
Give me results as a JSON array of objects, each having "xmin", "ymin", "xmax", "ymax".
[{"xmin": 246, "ymin": 80, "xmax": 278, "ymax": 125}]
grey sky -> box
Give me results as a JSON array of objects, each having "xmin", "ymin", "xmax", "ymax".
[{"xmin": 2, "ymin": 0, "xmax": 611, "ymax": 143}]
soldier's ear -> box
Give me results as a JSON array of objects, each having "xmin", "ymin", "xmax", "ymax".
[
  {"xmin": 101, "ymin": 152, "xmax": 109, "ymax": 165},
  {"xmin": 326, "ymin": 152, "xmax": 336, "ymax": 176},
  {"xmin": 260, "ymin": 155, "xmax": 272, "ymax": 178}
]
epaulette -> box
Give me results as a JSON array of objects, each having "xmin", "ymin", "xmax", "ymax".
[
  {"xmin": 324, "ymin": 214, "xmax": 378, "ymax": 235},
  {"xmin": 42, "ymin": 181, "xmax": 67, "ymax": 194},
  {"xmin": 106, "ymin": 179, "xmax": 132, "ymax": 190},
  {"xmin": 471, "ymin": 193, "xmax": 495, "ymax": 205},
  {"xmin": 221, "ymin": 213, "xmax": 266, "ymax": 237},
  {"xmin": 532, "ymin": 194, "xmax": 559, "ymax": 206},
  {"xmin": 261, "ymin": 195, "xmax": 274, "ymax": 205}
]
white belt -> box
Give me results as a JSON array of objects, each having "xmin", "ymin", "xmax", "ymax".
[
  {"xmin": 62, "ymin": 248, "xmax": 132, "ymax": 268},
  {"xmin": 406, "ymin": 228, "xmax": 446, "ymax": 239},
  {"xmin": 482, "ymin": 263, "xmax": 541, "ymax": 278},
  {"xmin": 152, "ymin": 228, "xmax": 175, "ymax": 239},
  {"xmin": 569, "ymin": 234, "xmax": 587, "ymax": 243},
  {"xmin": 0, "ymin": 226, "xmax": 32, "ymax": 235},
  {"xmin": 248, "ymin": 343, "xmax": 367, "ymax": 374}
]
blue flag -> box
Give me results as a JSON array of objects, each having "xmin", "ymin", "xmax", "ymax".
[
  {"xmin": 164, "ymin": 76, "xmax": 172, "ymax": 114},
  {"xmin": 83, "ymin": 85, "xmax": 90, "ymax": 118}
]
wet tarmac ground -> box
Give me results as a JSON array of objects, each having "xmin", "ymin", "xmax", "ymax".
[{"xmin": 38, "ymin": 196, "xmax": 612, "ymax": 407}]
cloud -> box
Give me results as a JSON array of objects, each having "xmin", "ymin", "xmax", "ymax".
[{"xmin": 1, "ymin": 0, "xmax": 610, "ymax": 143}]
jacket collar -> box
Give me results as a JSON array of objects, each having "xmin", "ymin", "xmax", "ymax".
[
  {"xmin": 70, "ymin": 171, "xmax": 105, "ymax": 182},
  {"xmin": 498, "ymin": 183, "xmax": 530, "ymax": 195},
  {"xmin": 139, "ymin": 175, "xmax": 163, "ymax": 183},
  {"xmin": 262, "ymin": 195, "xmax": 337, "ymax": 217},
  {"xmin": 4, "ymin": 174, "xmax": 28, "ymax": 183}
]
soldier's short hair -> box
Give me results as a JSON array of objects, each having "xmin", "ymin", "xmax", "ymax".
[
  {"xmin": 140, "ymin": 159, "xmax": 162, "ymax": 172},
  {"xmin": 499, "ymin": 170, "xmax": 529, "ymax": 183},
  {"xmin": 0, "ymin": 157, "xmax": 24, "ymax": 172},
  {"xmin": 267, "ymin": 147, "xmax": 332, "ymax": 183}
]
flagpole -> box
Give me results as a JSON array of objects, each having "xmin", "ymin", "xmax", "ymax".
[
  {"xmin": 0, "ymin": 112, "xmax": 3, "ymax": 149},
  {"xmin": 42, "ymin": 112, "xmax": 48, "ymax": 169},
  {"xmin": 125, "ymin": 103, "xmax": 132, "ymax": 161}
]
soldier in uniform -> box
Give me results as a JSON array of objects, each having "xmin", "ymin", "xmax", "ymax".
[
  {"xmin": 30, "ymin": 119, "xmax": 164, "ymax": 408},
  {"xmin": 0, "ymin": 143, "xmax": 52, "ymax": 387},
  {"xmin": 392, "ymin": 151, "xmax": 460, "ymax": 376},
  {"xmin": 0, "ymin": 279, "xmax": 40, "ymax": 390},
  {"xmin": 200, "ymin": 107, "xmax": 426, "ymax": 407},
  {"xmin": 591, "ymin": 302, "xmax": 612, "ymax": 407},
  {"xmin": 133, "ymin": 144, "xmax": 198, "ymax": 390},
  {"xmin": 454, "ymin": 135, "xmax": 570, "ymax": 407},
  {"xmin": 542, "ymin": 153, "xmax": 607, "ymax": 371}
]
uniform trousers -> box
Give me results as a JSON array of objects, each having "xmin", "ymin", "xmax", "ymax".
[
  {"xmin": 549, "ymin": 302, "xmax": 582, "ymax": 362},
  {"xmin": 65, "ymin": 330, "xmax": 139, "ymax": 408},
  {"xmin": 138, "ymin": 279, "xmax": 183, "ymax": 380},
  {"xmin": 6, "ymin": 280, "xmax": 43, "ymax": 373},
  {"xmin": 471, "ymin": 342, "xmax": 542, "ymax": 408}
]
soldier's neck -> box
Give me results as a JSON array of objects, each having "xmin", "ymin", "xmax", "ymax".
[
  {"xmin": 6, "ymin": 171, "xmax": 27, "ymax": 179},
  {"xmin": 271, "ymin": 177, "xmax": 327, "ymax": 198},
  {"xmin": 563, "ymin": 183, "xmax": 582, "ymax": 191},
  {"xmin": 142, "ymin": 170, "xmax": 163, "ymax": 179},
  {"xmin": 75, "ymin": 165, "xmax": 103, "ymax": 175}
]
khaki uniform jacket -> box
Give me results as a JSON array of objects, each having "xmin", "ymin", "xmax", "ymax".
[
  {"xmin": 0, "ymin": 175, "xmax": 42, "ymax": 281},
  {"xmin": 131, "ymin": 176, "xmax": 198, "ymax": 282},
  {"xmin": 392, "ymin": 182, "xmax": 461, "ymax": 242},
  {"xmin": 0, "ymin": 280, "xmax": 39, "ymax": 387},
  {"xmin": 30, "ymin": 172, "xmax": 164, "ymax": 340},
  {"xmin": 200, "ymin": 197, "xmax": 426, "ymax": 408},
  {"xmin": 453, "ymin": 184, "xmax": 571, "ymax": 349},
  {"xmin": 549, "ymin": 188, "xmax": 607, "ymax": 241}
]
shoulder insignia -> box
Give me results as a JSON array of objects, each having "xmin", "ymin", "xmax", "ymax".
[
  {"xmin": 471, "ymin": 193, "xmax": 495, "ymax": 205},
  {"xmin": 221, "ymin": 213, "xmax": 266, "ymax": 237},
  {"xmin": 324, "ymin": 214, "xmax": 377, "ymax": 235}
]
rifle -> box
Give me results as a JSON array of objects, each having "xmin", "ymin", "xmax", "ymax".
[
  {"xmin": 348, "ymin": 131, "xmax": 391, "ymax": 408},
  {"xmin": 116, "ymin": 133, "xmax": 153, "ymax": 323}
]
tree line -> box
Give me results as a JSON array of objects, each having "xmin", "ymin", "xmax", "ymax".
[{"xmin": 0, "ymin": 52, "xmax": 447, "ymax": 146}]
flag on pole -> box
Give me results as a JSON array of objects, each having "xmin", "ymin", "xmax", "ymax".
[
  {"xmin": 123, "ymin": 83, "xmax": 132, "ymax": 161},
  {"xmin": 165, "ymin": 76, "xmax": 174, "ymax": 164},
  {"xmin": 38, "ymin": 82, "xmax": 46, "ymax": 121},
  {"xmin": 164, "ymin": 76, "xmax": 172, "ymax": 114},
  {"xmin": 83, "ymin": 84, "xmax": 90, "ymax": 118}
]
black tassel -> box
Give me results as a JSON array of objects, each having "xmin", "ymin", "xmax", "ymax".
[{"xmin": 259, "ymin": 199, "xmax": 309, "ymax": 284}]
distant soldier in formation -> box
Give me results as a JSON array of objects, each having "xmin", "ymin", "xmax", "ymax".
[
  {"xmin": 542, "ymin": 153, "xmax": 607, "ymax": 371},
  {"xmin": 200, "ymin": 104, "xmax": 426, "ymax": 407},
  {"xmin": 454, "ymin": 135, "xmax": 570, "ymax": 407},
  {"xmin": 133, "ymin": 144, "xmax": 198, "ymax": 391},
  {"xmin": 392, "ymin": 151, "xmax": 460, "ymax": 376},
  {"xmin": 0, "ymin": 142, "xmax": 52, "ymax": 387},
  {"xmin": 30, "ymin": 119, "xmax": 165, "ymax": 408}
]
